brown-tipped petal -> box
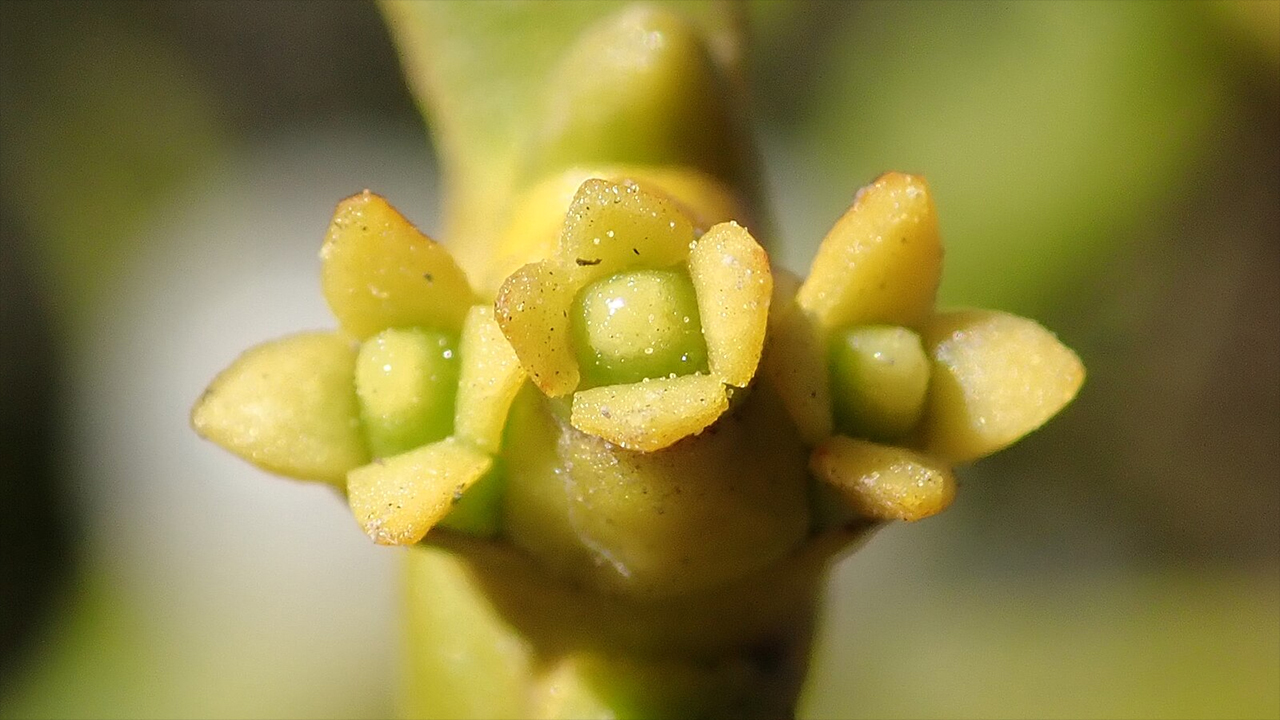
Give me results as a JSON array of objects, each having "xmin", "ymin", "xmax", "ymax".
[
  {"xmin": 191, "ymin": 332, "xmax": 367, "ymax": 486},
  {"xmin": 810, "ymin": 436, "xmax": 955, "ymax": 522},
  {"xmin": 570, "ymin": 374, "xmax": 728, "ymax": 452},
  {"xmin": 454, "ymin": 305, "xmax": 528, "ymax": 454},
  {"xmin": 796, "ymin": 173, "xmax": 942, "ymax": 332},
  {"xmin": 320, "ymin": 191, "xmax": 475, "ymax": 339},
  {"xmin": 495, "ymin": 262, "xmax": 580, "ymax": 396},
  {"xmin": 559, "ymin": 179, "xmax": 696, "ymax": 283},
  {"xmin": 688, "ymin": 221, "xmax": 772, "ymax": 387},
  {"xmin": 347, "ymin": 437, "xmax": 493, "ymax": 546},
  {"xmin": 921, "ymin": 309, "xmax": 1085, "ymax": 464}
]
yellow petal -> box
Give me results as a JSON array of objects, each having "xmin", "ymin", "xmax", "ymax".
[
  {"xmin": 454, "ymin": 305, "xmax": 528, "ymax": 454},
  {"xmin": 559, "ymin": 178, "xmax": 696, "ymax": 284},
  {"xmin": 760, "ymin": 269, "xmax": 832, "ymax": 446},
  {"xmin": 488, "ymin": 166, "xmax": 747, "ymax": 292},
  {"xmin": 320, "ymin": 190, "xmax": 475, "ymax": 339},
  {"xmin": 570, "ymin": 374, "xmax": 728, "ymax": 452},
  {"xmin": 494, "ymin": 262, "xmax": 580, "ymax": 396},
  {"xmin": 810, "ymin": 435, "xmax": 955, "ymax": 521},
  {"xmin": 191, "ymin": 332, "xmax": 367, "ymax": 485},
  {"xmin": 760, "ymin": 298, "xmax": 832, "ymax": 446},
  {"xmin": 347, "ymin": 437, "xmax": 493, "ymax": 546},
  {"xmin": 796, "ymin": 172, "xmax": 942, "ymax": 331},
  {"xmin": 921, "ymin": 309, "xmax": 1085, "ymax": 463},
  {"xmin": 687, "ymin": 221, "xmax": 772, "ymax": 387}
]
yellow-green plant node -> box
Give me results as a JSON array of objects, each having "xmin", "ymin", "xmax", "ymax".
[{"xmin": 506, "ymin": 384, "xmax": 811, "ymax": 599}]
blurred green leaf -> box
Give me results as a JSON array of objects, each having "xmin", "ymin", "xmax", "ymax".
[
  {"xmin": 804, "ymin": 569, "xmax": 1280, "ymax": 720},
  {"xmin": 773, "ymin": 1, "xmax": 1223, "ymax": 316},
  {"xmin": 0, "ymin": 3, "xmax": 229, "ymax": 329}
]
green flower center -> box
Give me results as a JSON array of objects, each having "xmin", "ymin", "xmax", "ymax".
[
  {"xmin": 355, "ymin": 327, "xmax": 460, "ymax": 457},
  {"xmin": 830, "ymin": 325, "xmax": 930, "ymax": 442},
  {"xmin": 572, "ymin": 268, "xmax": 708, "ymax": 388}
]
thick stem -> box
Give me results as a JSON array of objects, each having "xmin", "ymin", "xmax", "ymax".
[{"xmin": 401, "ymin": 528, "xmax": 875, "ymax": 719}]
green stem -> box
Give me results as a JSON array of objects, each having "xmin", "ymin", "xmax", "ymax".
[{"xmin": 402, "ymin": 528, "xmax": 876, "ymax": 718}]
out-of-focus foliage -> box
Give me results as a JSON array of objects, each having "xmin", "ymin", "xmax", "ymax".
[
  {"xmin": 754, "ymin": 0, "xmax": 1223, "ymax": 316},
  {"xmin": 0, "ymin": 2, "xmax": 228, "ymax": 330}
]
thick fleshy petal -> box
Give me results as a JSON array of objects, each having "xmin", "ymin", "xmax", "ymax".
[
  {"xmin": 559, "ymin": 179, "xmax": 696, "ymax": 283},
  {"xmin": 760, "ymin": 271, "xmax": 832, "ymax": 446},
  {"xmin": 797, "ymin": 172, "xmax": 942, "ymax": 331},
  {"xmin": 570, "ymin": 374, "xmax": 728, "ymax": 452},
  {"xmin": 454, "ymin": 305, "xmax": 528, "ymax": 454},
  {"xmin": 488, "ymin": 167, "xmax": 747, "ymax": 292},
  {"xmin": 810, "ymin": 435, "xmax": 955, "ymax": 521},
  {"xmin": 921, "ymin": 309, "xmax": 1085, "ymax": 463},
  {"xmin": 321, "ymin": 191, "xmax": 475, "ymax": 339},
  {"xmin": 495, "ymin": 262, "xmax": 581, "ymax": 396},
  {"xmin": 687, "ymin": 221, "xmax": 771, "ymax": 387},
  {"xmin": 347, "ymin": 437, "xmax": 493, "ymax": 546},
  {"xmin": 191, "ymin": 332, "xmax": 367, "ymax": 485}
]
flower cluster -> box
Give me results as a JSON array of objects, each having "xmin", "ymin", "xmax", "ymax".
[
  {"xmin": 192, "ymin": 1, "xmax": 1082, "ymax": 601},
  {"xmin": 193, "ymin": 168, "xmax": 1083, "ymax": 593}
]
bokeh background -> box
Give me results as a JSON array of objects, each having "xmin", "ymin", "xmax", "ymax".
[{"xmin": 1, "ymin": 1, "xmax": 1276, "ymax": 718}]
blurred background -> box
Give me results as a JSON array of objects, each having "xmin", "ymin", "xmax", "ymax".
[{"xmin": 0, "ymin": 1, "xmax": 1276, "ymax": 718}]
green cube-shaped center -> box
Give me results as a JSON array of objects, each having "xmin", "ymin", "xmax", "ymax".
[
  {"xmin": 355, "ymin": 327, "xmax": 460, "ymax": 457},
  {"xmin": 572, "ymin": 269, "xmax": 708, "ymax": 388},
  {"xmin": 830, "ymin": 325, "xmax": 930, "ymax": 442}
]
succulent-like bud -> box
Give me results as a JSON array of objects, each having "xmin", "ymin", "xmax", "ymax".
[{"xmin": 192, "ymin": 5, "xmax": 1086, "ymax": 717}]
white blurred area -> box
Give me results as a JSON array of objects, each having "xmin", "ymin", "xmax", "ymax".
[{"xmin": 16, "ymin": 124, "xmax": 441, "ymax": 718}]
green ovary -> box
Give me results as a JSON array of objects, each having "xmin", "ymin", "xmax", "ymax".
[
  {"xmin": 830, "ymin": 325, "xmax": 931, "ymax": 442},
  {"xmin": 356, "ymin": 327, "xmax": 460, "ymax": 457},
  {"xmin": 572, "ymin": 269, "xmax": 708, "ymax": 388}
]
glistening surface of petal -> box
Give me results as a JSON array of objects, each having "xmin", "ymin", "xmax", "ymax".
[
  {"xmin": 810, "ymin": 435, "xmax": 955, "ymax": 521},
  {"xmin": 321, "ymin": 191, "xmax": 475, "ymax": 339},
  {"xmin": 797, "ymin": 173, "xmax": 942, "ymax": 331},
  {"xmin": 570, "ymin": 374, "xmax": 728, "ymax": 452},
  {"xmin": 495, "ymin": 262, "xmax": 580, "ymax": 396},
  {"xmin": 559, "ymin": 179, "xmax": 696, "ymax": 283},
  {"xmin": 347, "ymin": 437, "xmax": 493, "ymax": 546},
  {"xmin": 688, "ymin": 221, "xmax": 771, "ymax": 387},
  {"xmin": 455, "ymin": 304, "xmax": 528, "ymax": 454},
  {"xmin": 922, "ymin": 309, "xmax": 1085, "ymax": 463},
  {"xmin": 191, "ymin": 332, "xmax": 367, "ymax": 485}
]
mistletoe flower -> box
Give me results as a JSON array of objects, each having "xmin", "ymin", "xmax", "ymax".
[
  {"xmin": 495, "ymin": 178, "xmax": 772, "ymax": 451},
  {"xmin": 763, "ymin": 172, "xmax": 1085, "ymax": 523},
  {"xmin": 192, "ymin": 191, "xmax": 527, "ymax": 546}
]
